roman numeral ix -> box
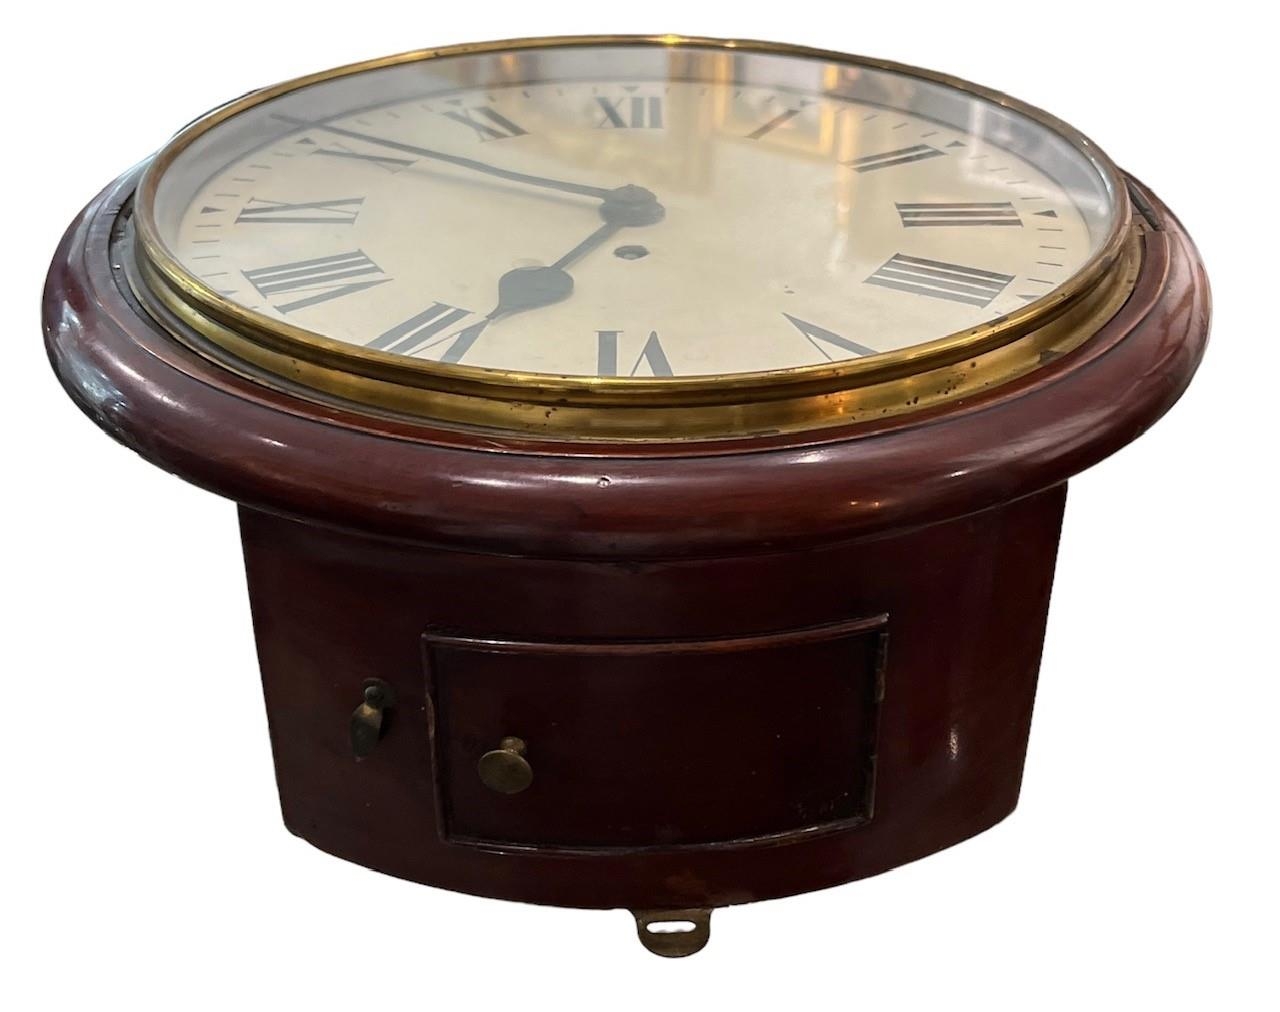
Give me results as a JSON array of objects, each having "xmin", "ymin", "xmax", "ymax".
[
  {"xmin": 596, "ymin": 96, "xmax": 663, "ymax": 129},
  {"xmin": 865, "ymin": 254, "xmax": 1014, "ymax": 308},
  {"xmin": 235, "ymin": 197, "xmax": 364, "ymax": 225},
  {"xmin": 896, "ymin": 201, "xmax": 1022, "ymax": 228},
  {"xmin": 242, "ymin": 250, "xmax": 389, "ymax": 313}
]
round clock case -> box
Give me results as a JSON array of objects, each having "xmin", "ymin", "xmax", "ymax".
[{"xmin": 43, "ymin": 37, "xmax": 1209, "ymax": 956}]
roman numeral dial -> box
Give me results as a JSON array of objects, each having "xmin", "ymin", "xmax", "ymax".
[{"xmin": 167, "ymin": 70, "xmax": 1102, "ymax": 380}]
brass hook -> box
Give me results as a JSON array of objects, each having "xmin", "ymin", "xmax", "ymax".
[{"xmin": 632, "ymin": 908, "xmax": 713, "ymax": 957}]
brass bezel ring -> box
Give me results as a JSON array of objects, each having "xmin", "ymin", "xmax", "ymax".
[{"xmin": 131, "ymin": 34, "xmax": 1134, "ymax": 439}]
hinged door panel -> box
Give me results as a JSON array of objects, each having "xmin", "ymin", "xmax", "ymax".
[{"xmin": 424, "ymin": 616, "xmax": 887, "ymax": 852}]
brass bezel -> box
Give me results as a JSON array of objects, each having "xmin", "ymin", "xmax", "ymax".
[{"xmin": 131, "ymin": 35, "xmax": 1134, "ymax": 439}]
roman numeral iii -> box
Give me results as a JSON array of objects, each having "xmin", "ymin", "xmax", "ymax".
[
  {"xmin": 865, "ymin": 254, "xmax": 1014, "ymax": 308},
  {"xmin": 596, "ymin": 96, "xmax": 663, "ymax": 129},
  {"xmin": 235, "ymin": 197, "xmax": 364, "ymax": 225},
  {"xmin": 443, "ymin": 106, "xmax": 528, "ymax": 141},
  {"xmin": 597, "ymin": 331, "xmax": 673, "ymax": 377},
  {"xmin": 896, "ymin": 202, "xmax": 1022, "ymax": 228},
  {"xmin": 242, "ymin": 250, "xmax": 389, "ymax": 313}
]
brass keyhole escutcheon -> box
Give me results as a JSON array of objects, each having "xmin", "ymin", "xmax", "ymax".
[{"xmin": 477, "ymin": 736, "xmax": 533, "ymax": 794}]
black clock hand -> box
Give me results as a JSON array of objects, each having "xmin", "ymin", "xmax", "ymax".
[
  {"xmin": 486, "ymin": 222, "xmax": 623, "ymax": 320},
  {"xmin": 551, "ymin": 221, "xmax": 626, "ymax": 272},
  {"xmin": 481, "ymin": 188, "xmax": 667, "ymax": 321},
  {"xmin": 273, "ymin": 113, "xmax": 616, "ymax": 201}
]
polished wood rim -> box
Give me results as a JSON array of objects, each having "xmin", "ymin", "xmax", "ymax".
[{"xmin": 45, "ymin": 168, "xmax": 1209, "ymax": 558}]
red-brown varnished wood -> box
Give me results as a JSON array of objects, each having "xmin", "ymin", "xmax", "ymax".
[
  {"xmin": 240, "ymin": 485, "xmax": 1064, "ymax": 909},
  {"xmin": 43, "ymin": 164, "xmax": 1209, "ymax": 918},
  {"xmin": 44, "ymin": 171, "xmax": 1208, "ymax": 561}
]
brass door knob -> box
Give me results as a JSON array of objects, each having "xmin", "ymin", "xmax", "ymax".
[{"xmin": 477, "ymin": 736, "xmax": 533, "ymax": 794}]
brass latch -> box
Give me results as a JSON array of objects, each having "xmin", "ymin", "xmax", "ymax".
[{"xmin": 350, "ymin": 678, "xmax": 395, "ymax": 760}]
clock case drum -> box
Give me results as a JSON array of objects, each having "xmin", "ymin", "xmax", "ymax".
[{"xmin": 43, "ymin": 37, "xmax": 1209, "ymax": 957}]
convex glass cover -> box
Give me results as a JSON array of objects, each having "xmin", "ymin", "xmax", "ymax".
[{"xmin": 135, "ymin": 37, "xmax": 1132, "ymax": 434}]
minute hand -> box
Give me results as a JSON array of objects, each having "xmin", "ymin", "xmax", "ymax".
[{"xmin": 272, "ymin": 114, "xmax": 614, "ymax": 200}]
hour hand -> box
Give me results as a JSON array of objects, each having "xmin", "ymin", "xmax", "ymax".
[
  {"xmin": 482, "ymin": 182, "xmax": 681, "ymax": 324},
  {"xmin": 488, "ymin": 264, "xmax": 578, "ymax": 320},
  {"xmin": 480, "ymin": 221, "xmax": 616, "ymax": 321}
]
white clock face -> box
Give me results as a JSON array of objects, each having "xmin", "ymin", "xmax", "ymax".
[{"xmin": 148, "ymin": 43, "xmax": 1121, "ymax": 379}]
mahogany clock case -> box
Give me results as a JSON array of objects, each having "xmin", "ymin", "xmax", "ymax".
[
  {"xmin": 42, "ymin": 39, "xmax": 1209, "ymax": 957},
  {"xmin": 44, "ymin": 161, "xmax": 1207, "ymax": 952}
]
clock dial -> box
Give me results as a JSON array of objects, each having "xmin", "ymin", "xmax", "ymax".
[{"xmin": 144, "ymin": 42, "xmax": 1121, "ymax": 380}]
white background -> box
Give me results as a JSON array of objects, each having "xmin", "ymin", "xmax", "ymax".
[{"xmin": 3, "ymin": 3, "xmax": 1276, "ymax": 1008}]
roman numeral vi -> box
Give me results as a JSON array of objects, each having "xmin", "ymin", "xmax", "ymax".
[{"xmin": 597, "ymin": 330, "xmax": 673, "ymax": 377}]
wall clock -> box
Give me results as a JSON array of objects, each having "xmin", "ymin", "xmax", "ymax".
[{"xmin": 44, "ymin": 35, "xmax": 1209, "ymax": 957}]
